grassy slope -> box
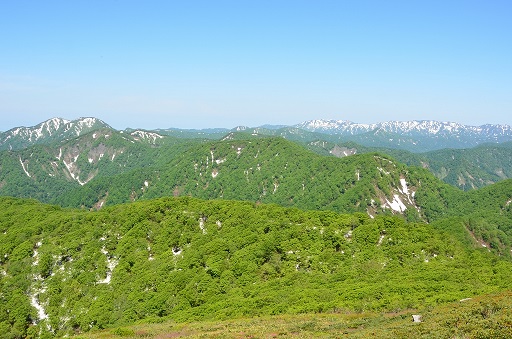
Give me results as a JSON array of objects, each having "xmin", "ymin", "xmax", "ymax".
[{"xmin": 79, "ymin": 291, "xmax": 512, "ymax": 338}]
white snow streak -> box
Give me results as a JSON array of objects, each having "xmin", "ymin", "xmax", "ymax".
[
  {"xmin": 399, "ymin": 178, "xmax": 409, "ymax": 195},
  {"xmin": 377, "ymin": 167, "xmax": 390, "ymax": 175},
  {"xmin": 98, "ymin": 246, "xmax": 118, "ymax": 284},
  {"xmin": 199, "ymin": 217, "xmax": 207, "ymax": 234},
  {"xmin": 63, "ymin": 158, "xmax": 89, "ymax": 186},
  {"xmin": 19, "ymin": 157, "xmax": 31, "ymax": 177},
  {"xmin": 29, "ymin": 240, "xmax": 52, "ymax": 331},
  {"xmin": 385, "ymin": 195, "xmax": 407, "ymax": 212},
  {"xmin": 377, "ymin": 234, "xmax": 385, "ymax": 245}
]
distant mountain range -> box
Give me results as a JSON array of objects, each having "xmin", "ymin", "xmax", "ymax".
[
  {"xmin": 297, "ymin": 119, "xmax": 512, "ymax": 137},
  {"xmin": 2, "ymin": 117, "xmax": 512, "ymax": 194},
  {"xmin": 160, "ymin": 119, "xmax": 512, "ymax": 152},
  {"xmin": 3, "ymin": 117, "xmax": 512, "ymax": 152},
  {"xmin": 295, "ymin": 119, "xmax": 512, "ymax": 151}
]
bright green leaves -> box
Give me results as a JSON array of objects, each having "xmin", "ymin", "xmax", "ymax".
[{"xmin": 0, "ymin": 196, "xmax": 511, "ymax": 337}]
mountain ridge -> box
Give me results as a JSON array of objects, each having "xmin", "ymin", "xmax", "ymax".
[
  {"xmin": 295, "ymin": 119, "xmax": 512, "ymax": 151},
  {"xmin": 0, "ymin": 117, "xmax": 111, "ymax": 151},
  {"xmin": 296, "ymin": 119, "xmax": 512, "ymax": 136},
  {"xmin": 3, "ymin": 117, "xmax": 512, "ymax": 152}
]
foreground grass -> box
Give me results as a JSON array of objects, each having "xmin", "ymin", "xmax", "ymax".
[{"xmin": 76, "ymin": 291, "xmax": 512, "ymax": 339}]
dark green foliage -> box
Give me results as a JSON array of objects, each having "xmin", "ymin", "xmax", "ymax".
[
  {"xmin": 432, "ymin": 179, "xmax": 512, "ymax": 256},
  {"xmin": 0, "ymin": 128, "xmax": 195, "ymax": 205},
  {"xmin": 51, "ymin": 137, "xmax": 442, "ymax": 223},
  {"xmin": 316, "ymin": 140, "xmax": 512, "ymax": 190}
]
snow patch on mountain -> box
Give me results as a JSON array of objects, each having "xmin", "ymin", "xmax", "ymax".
[
  {"xmin": 295, "ymin": 119, "xmax": 512, "ymax": 150},
  {"xmin": 199, "ymin": 217, "xmax": 207, "ymax": 234},
  {"xmin": 130, "ymin": 130, "xmax": 164, "ymax": 143},
  {"xmin": 19, "ymin": 156, "xmax": 31, "ymax": 177},
  {"xmin": 383, "ymin": 195, "xmax": 407, "ymax": 212},
  {"xmin": 0, "ymin": 117, "xmax": 111, "ymax": 151},
  {"xmin": 63, "ymin": 156, "xmax": 90, "ymax": 186},
  {"xmin": 98, "ymin": 244, "xmax": 118, "ymax": 285},
  {"xmin": 29, "ymin": 240, "xmax": 52, "ymax": 331}
]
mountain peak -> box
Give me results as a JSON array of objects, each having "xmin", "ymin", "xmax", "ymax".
[
  {"xmin": 295, "ymin": 119, "xmax": 512, "ymax": 151},
  {"xmin": 0, "ymin": 117, "xmax": 112, "ymax": 151}
]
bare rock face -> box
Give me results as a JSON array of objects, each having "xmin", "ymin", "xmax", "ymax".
[{"xmin": 330, "ymin": 145, "xmax": 357, "ymax": 158}]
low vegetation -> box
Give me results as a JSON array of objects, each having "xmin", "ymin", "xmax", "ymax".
[{"xmin": 77, "ymin": 291, "xmax": 512, "ymax": 338}]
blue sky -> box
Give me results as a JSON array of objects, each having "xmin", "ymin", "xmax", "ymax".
[{"xmin": 1, "ymin": 0, "xmax": 511, "ymax": 131}]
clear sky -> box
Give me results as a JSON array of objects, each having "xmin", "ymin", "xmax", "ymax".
[{"xmin": 1, "ymin": 0, "xmax": 511, "ymax": 131}]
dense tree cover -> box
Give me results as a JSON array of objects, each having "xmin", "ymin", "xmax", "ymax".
[
  {"xmin": 307, "ymin": 139, "xmax": 512, "ymax": 190},
  {"xmin": 0, "ymin": 196, "xmax": 511, "ymax": 338},
  {"xmin": 5, "ymin": 130, "xmax": 512, "ymax": 245},
  {"xmin": 432, "ymin": 179, "xmax": 512, "ymax": 256},
  {"xmin": 3, "ymin": 132, "xmax": 512, "ymax": 259},
  {"xmin": 0, "ymin": 129, "xmax": 197, "ymax": 203},
  {"xmin": 52, "ymin": 137, "xmax": 445, "ymax": 221},
  {"xmin": 0, "ymin": 147, "xmax": 75, "ymax": 202},
  {"xmin": 379, "ymin": 142, "xmax": 512, "ymax": 191}
]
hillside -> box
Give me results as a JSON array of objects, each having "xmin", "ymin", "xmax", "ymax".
[
  {"xmin": 3, "ymin": 117, "xmax": 512, "ymax": 196},
  {"xmin": 307, "ymin": 140, "xmax": 512, "ymax": 190},
  {"xmin": 0, "ymin": 128, "xmax": 195, "ymax": 203},
  {"xmin": 435, "ymin": 179, "xmax": 512, "ymax": 255},
  {"xmin": 415, "ymin": 143, "xmax": 512, "ymax": 190},
  {"xmin": 51, "ymin": 136, "xmax": 461, "ymax": 222},
  {"xmin": 3, "ymin": 120, "xmax": 512, "ymax": 254},
  {"xmin": 79, "ymin": 291, "xmax": 512, "ymax": 338},
  {"xmin": 1, "ymin": 118, "xmax": 512, "ymax": 338},
  {"xmin": 1, "ymin": 196, "xmax": 511, "ymax": 338}
]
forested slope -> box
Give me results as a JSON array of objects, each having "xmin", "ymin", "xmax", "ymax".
[
  {"xmin": 310, "ymin": 140, "xmax": 512, "ymax": 190},
  {"xmin": 4, "ymin": 130, "xmax": 512, "ymax": 255},
  {"xmin": 1, "ymin": 196, "xmax": 511, "ymax": 338},
  {"xmin": 0, "ymin": 128, "xmax": 195, "ymax": 203},
  {"xmin": 52, "ymin": 136, "xmax": 461, "ymax": 223}
]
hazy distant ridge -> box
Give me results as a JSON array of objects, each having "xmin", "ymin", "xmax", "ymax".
[
  {"xmin": 296, "ymin": 119, "xmax": 512, "ymax": 138},
  {"xmin": 3, "ymin": 117, "xmax": 512, "ymax": 152}
]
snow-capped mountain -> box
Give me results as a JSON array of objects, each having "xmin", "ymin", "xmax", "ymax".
[
  {"xmin": 0, "ymin": 117, "xmax": 111, "ymax": 151},
  {"xmin": 3, "ymin": 117, "xmax": 512, "ymax": 153},
  {"xmin": 295, "ymin": 119, "xmax": 512, "ymax": 151},
  {"xmin": 296, "ymin": 119, "xmax": 512, "ymax": 137}
]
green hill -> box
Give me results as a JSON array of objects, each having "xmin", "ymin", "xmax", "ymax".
[
  {"xmin": 52, "ymin": 136, "xmax": 459, "ymax": 223},
  {"xmin": 0, "ymin": 128, "xmax": 195, "ymax": 203},
  {"xmin": 3, "ymin": 131, "xmax": 512, "ymax": 258},
  {"xmin": 1, "ymin": 196, "xmax": 511, "ymax": 338},
  {"xmin": 311, "ymin": 140, "xmax": 512, "ymax": 190}
]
